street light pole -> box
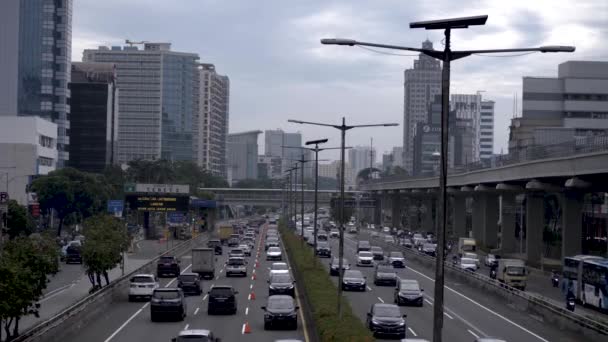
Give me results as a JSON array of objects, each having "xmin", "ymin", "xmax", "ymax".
[
  {"xmin": 320, "ymin": 14, "xmax": 574, "ymax": 341},
  {"xmin": 288, "ymin": 117, "xmax": 398, "ymax": 318}
]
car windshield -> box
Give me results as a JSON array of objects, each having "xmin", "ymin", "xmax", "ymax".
[
  {"xmin": 377, "ymin": 265, "xmax": 394, "ymax": 272},
  {"xmin": 374, "ymin": 305, "xmax": 401, "ymax": 317},
  {"xmin": 272, "ymin": 263, "xmax": 288, "ymax": 270},
  {"xmin": 228, "ymin": 258, "xmax": 245, "ymax": 265},
  {"xmin": 423, "ymin": 244, "xmax": 436, "ymax": 249},
  {"xmin": 267, "ymin": 237, "xmax": 278, "ymax": 242},
  {"xmin": 268, "ymin": 296, "xmax": 294, "ymax": 310},
  {"xmin": 371, "ymin": 247, "xmax": 382, "ymax": 252},
  {"xmin": 231, "ymin": 249, "xmax": 243, "ymax": 254},
  {"xmin": 160, "ymin": 256, "xmax": 175, "ymax": 263},
  {"xmin": 154, "ymin": 290, "xmax": 180, "ymax": 299},
  {"xmin": 210, "ymin": 287, "xmax": 234, "ymax": 296},
  {"xmin": 462, "ymin": 258, "xmax": 476, "ymax": 265},
  {"xmin": 317, "ymin": 242, "xmax": 329, "ymax": 248},
  {"xmin": 400, "ymin": 282, "xmax": 420, "ymax": 291},
  {"xmin": 344, "ymin": 270, "xmax": 363, "ymax": 278},
  {"xmin": 178, "ymin": 275, "xmax": 197, "ymax": 282},
  {"xmin": 465, "ymin": 253, "xmax": 478, "ymax": 259},
  {"xmin": 359, "ymin": 252, "xmax": 373, "ymax": 257},
  {"xmin": 332, "ymin": 258, "xmax": 348, "ymax": 266},
  {"xmin": 268, "ymin": 247, "xmax": 281, "ymax": 253},
  {"xmin": 131, "ymin": 276, "xmax": 154, "ymax": 283},
  {"xmin": 390, "ymin": 252, "xmax": 403, "ymax": 258},
  {"xmin": 176, "ymin": 335, "xmax": 211, "ymax": 342},
  {"xmin": 506, "ymin": 266, "xmax": 526, "ymax": 276},
  {"xmin": 271, "ymin": 274, "xmax": 292, "ymax": 284}
]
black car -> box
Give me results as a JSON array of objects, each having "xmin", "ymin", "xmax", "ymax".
[
  {"xmin": 65, "ymin": 246, "xmax": 82, "ymax": 264},
  {"xmin": 422, "ymin": 243, "xmax": 437, "ymax": 257},
  {"xmin": 150, "ymin": 288, "xmax": 187, "ymax": 321},
  {"xmin": 388, "ymin": 251, "xmax": 405, "ymax": 268},
  {"xmin": 366, "ymin": 303, "xmax": 406, "ymax": 339},
  {"xmin": 268, "ymin": 273, "xmax": 295, "ymax": 297},
  {"xmin": 207, "ymin": 286, "xmax": 238, "ymax": 315},
  {"xmin": 227, "ymin": 238, "xmax": 240, "ymax": 247},
  {"xmin": 262, "ymin": 295, "xmax": 299, "ymax": 330},
  {"xmin": 342, "ymin": 270, "xmax": 366, "ymax": 291},
  {"xmin": 315, "ymin": 242, "xmax": 331, "ymax": 258},
  {"xmin": 177, "ymin": 273, "xmax": 202, "ymax": 296},
  {"xmin": 207, "ymin": 239, "xmax": 223, "ymax": 255},
  {"xmin": 357, "ymin": 240, "xmax": 371, "ymax": 252},
  {"xmin": 157, "ymin": 256, "xmax": 181, "ymax": 277},
  {"xmin": 394, "ymin": 279, "xmax": 424, "ymax": 307},
  {"xmin": 373, "ymin": 264, "xmax": 397, "ymax": 286},
  {"xmin": 370, "ymin": 246, "xmax": 385, "ymax": 261},
  {"xmin": 329, "ymin": 257, "xmax": 350, "ymax": 276}
]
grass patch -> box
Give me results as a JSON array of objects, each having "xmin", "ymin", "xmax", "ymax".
[{"xmin": 281, "ymin": 224, "xmax": 373, "ymax": 342}]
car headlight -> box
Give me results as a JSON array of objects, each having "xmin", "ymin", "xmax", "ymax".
[
  {"xmin": 397, "ymin": 321, "xmax": 406, "ymax": 326},
  {"xmin": 371, "ymin": 319, "xmax": 382, "ymax": 325}
]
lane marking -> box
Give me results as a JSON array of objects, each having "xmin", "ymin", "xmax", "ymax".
[
  {"xmin": 444, "ymin": 311, "xmax": 454, "ymax": 320},
  {"xmin": 245, "ymin": 307, "xmax": 249, "ymax": 315},
  {"xmin": 250, "ymin": 284, "xmax": 253, "ymax": 289},
  {"xmin": 248, "ymin": 293, "xmax": 252, "ymax": 300},
  {"xmin": 241, "ymin": 323, "xmax": 246, "ymax": 334},
  {"xmin": 377, "ymin": 297, "xmax": 385, "ymax": 303},
  {"xmin": 424, "ymin": 299, "xmax": 434, "ymax": 305},
  {"xmin": 408, "ymin": 327, "xmax": 418, "ymax": 337},
  {"xmin": 166, "ymin": 264, "xmax": 193, "ymax": 287},
  {"xmin": 194, "ymin": 307, "xmax": 199, "ymax": 315},
  {"xmin": 220, "ymin": 269, "xmax": 224, "ymax": 273},
  {"xmin": 40, "ymin": 283, "xmax": 76, "ymax": 303},
  {"xmin": 405, "ymin": 265, "xmax": 548, "ymax": 342},
  {"xmin": 216, "ymin": 276, "xmax": 220, "ymax": 280},
  {"xmin": 184, "ymin": 324, "xmax": 189, "ymax": 330},
  {"xmin": 103, "ymin": 303, "xmax": 149, "ymax": 342},
  {"xmin": 467, "ymin": 329, "xmax": 480, "ymax": 338},
  {"xmin": 366, "ymin": 286, "xmax": 372, "ymax": 291},
  {"xmin": 202, "ymin": 294, "xmax": 208, "ymax": 301}
]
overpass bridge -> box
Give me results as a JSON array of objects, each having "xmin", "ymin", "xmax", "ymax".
[
  {"xmin": 200, "ymin": 187, "xmax": 365, "ymax": 206},
  {"xmin": 360, "ymin": 135, "xmax": 608, "ymax": 267}
]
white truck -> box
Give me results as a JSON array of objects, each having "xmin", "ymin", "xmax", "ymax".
[
  {"xmin": 496, "ymin": 259, "xmax": 527, "ymax": 290},
  {"xmin": 192, "ymin": 247, "xmax": 215, "ymax": 279},
  {"xmin": 457, "ymin": 238, "xmax": 477, "ymax": 257}
]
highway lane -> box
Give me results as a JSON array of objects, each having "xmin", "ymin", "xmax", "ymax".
[
  {"xmin": 69, "ymin": 223, "xmax": 306, "ymax": 342},
  {"xmin": 353, "ymin": 230, "xmax": 587, "ymax": 342}
]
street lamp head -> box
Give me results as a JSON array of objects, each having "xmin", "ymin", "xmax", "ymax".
[
  {"xmin": 410, "ymin": 15, "xmax": 488, "ymax": 30},
  {"xmin": 383, "ymin": 123, "xmax": 399, "ymax": 127},
  {"xmin": 306, "ymin": 138, "xmax": 329, "ymax": 146},
  {"xmin": 287, "ymin": 119, "xmax": 305, "ymax": 124},
  {"xmin": 321, "ymin": 38, "xmax": 357, "ymax": 46},
  {"xmin": 539, "ymin": 45, "xmax": 575, "ymax": 53}
]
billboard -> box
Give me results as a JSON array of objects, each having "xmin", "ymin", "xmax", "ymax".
[
  {"xmin": 125, "ymin": 194, "xmax": 189, "ymax": 212},
  {"xmin": 124, "ymin": 183, "xmax": 190, "ymax": 195}
]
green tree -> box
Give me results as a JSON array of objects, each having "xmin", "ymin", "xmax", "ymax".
[
  {"xmin": 0, "ymin": 234, "xmax": 59, "ymax": 340},
  {"xmin": 81, "ymin": 215, "xmax": 130, "ymax": 288},
  {"xmin": 6, "ymin": 200, "xmax": 35, "ymax": 239}
]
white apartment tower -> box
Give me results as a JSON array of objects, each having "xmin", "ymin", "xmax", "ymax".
[
  {"xmin": 403, "ymin": 40, "xmax": 442, "ymax": 174},
  {"xmin": 479, "ymin": 100, "xmax": 495, "ymax": 160}
]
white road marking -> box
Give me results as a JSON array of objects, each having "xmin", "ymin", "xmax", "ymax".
[
  {"xmin": 245, "ymin": 307, "xmax": 249, "ymax": 315},
  {"xmin": 248, "ymin": 293, "xmax": 252, "ymax": 300},
  {"xmin": 220, "ymin": 269, "xmax": 224, "ymax": 273},
  {"xmin": 202, "ymin": 294, "xmax": 208, "ymax": 301},
  {"xmin": 241, "ymin": 323, "xmax": 246, "ymax": 334},
  {"xmin": 166, "ymin": 264, "xmax": 192, "ymax": 287},
  {"xmin": 184, "ymin": 324, "xmax": 189, "ymax": 330},
  {"xmin": 408, "ymin": 327, "xmax": 418, "ymax": 337},
  {"xmin": 366, "ymin": 286, "xmax": 372, "ymax": 291},
  {"xmin": 424, "ymin": 299, "xmax": 434, "ymax": 305},
  {"xmin": 405, "ymin": 265, "xmax": 547, "ymax": 341},
  {"xmin": 216, "ymin": 276, "xmax": 220, "ymax": 280},
  {"xmin": 467, "ymin": 329, "xmax": 480, "ymax": 338},
  {"xmin": 377, "ymin": 297, "xmax": 385, "ymax": 303},
  {"xmin": 194, "ymin": 307, "xmax": 199, "ymax": 315},
  {"xmin": 250, "ymin": 284, "xmax": 253, "ymax": 289},
  {"xmin": 103, "ymin": 303, "xmax": 149, "ymax": 342},
  {"xmin": 444, "ymin": 311, "xmax": 454, "ymax": 319},
  {"xmin": 40, "ymin": 283, "xmax": 76, "ymax": 303}
]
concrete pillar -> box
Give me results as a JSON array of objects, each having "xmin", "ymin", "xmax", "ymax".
[
  {"xmin": 561, "ymin": 192, "xmax": 583, "ymax": 258},
  {"xmin": 452, "ymin": 196, "xmax": 467, "ymax": 238},
  {"xmin": 373, "ymin": 194, "xmax": 382, "ymax": 225},
  {"xmin": 526, "ymin": 194, "xmax": 545, "ymax": 267},
  {"xmin": 500, "ymin": 194, "xmax": 518, "ymax": 253},
  {"xmin": 471, "ymin": 195, "xmax": 484, "ymax": 241},
  {"xmin": 422, "ymin": 197, "xmax": 435, "ymax": 234},
  {"xmin": 483, "ymin": 194, "xmax": 499, "ymax": 249},
  {"xmin": 408, "ymin": 198, "xmax": 418, "ymax": 231},
  {"xmin": 391, "ymin": 193, "xmax": 401, "ymax": 228}
]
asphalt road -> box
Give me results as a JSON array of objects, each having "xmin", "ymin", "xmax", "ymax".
[
  {"xmin": 67, "ymin": 223, "xmax": 307, "ymax": 342},
  {"xmin": 318, "ymin": 229, "xmax": 588, "ymax": 342}
]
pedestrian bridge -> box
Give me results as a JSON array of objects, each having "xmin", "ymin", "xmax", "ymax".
[{"xmin": 200, "ymin": 187, "xmax": 364, "ymax": 206}]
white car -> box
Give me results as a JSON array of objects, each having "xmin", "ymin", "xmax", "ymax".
[
  {"xmin": 463, "ymin": 252, "xmax": 480, "ymax": 269},
  {"xmin": 382, "ymin": 227, "xmax": 391, "ymax": 233},
  {"xmin": 459, "ymin": 258, "xmax": 478, "ymax": 272},
  {"xmin": 356, "ymin": 251, "xmax": 374, "ymax": 267},
  {"xmin": 384, "ymin": 235, "xmax": 395, "ymax": 244},
  {"xmin": 269, "ymin": 262, "xmax": 290, "ymax": 276},
  {"xmin": 238, "ymin": 244, "xmax": 252, "ymax": 256},
  {"xmin": 172, "ymin": 329, "xmax": 220, "ymax": 342},
  {"xmin": 266, "ymin": 246, "xmax": 283, "ymax": 261},
  {"xmin": 128, "ymin": 274, "xmax": 159, "ymax": 301},
  {"xmin": 329, "ymin": 229, "xmax": 339, "ymax": 238}
]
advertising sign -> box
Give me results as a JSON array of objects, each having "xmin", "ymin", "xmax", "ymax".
[
  {"xmin": 107, "ymin": 200, "xmax": 124, "ymax": 217},
  {"xmin": 134, "ymin": 184, "xmax": 190, "ymax": 194},
  {"xmin": 125, "ymin": 195, "xmax": 189, "ymax": 212}
]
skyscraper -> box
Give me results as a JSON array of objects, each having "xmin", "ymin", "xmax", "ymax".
[
  {"xmin": 0, "ymin": 0, "xmax": 73, "ymax": 167},
  {"xmin": 227, "ymin": 130, "xmax": 262, "ymax": 183},
  {"xmin": 83, "ymin": 43, "xmax": 199, "ymax": 164},
  {"xmin": 479, "ymin": 100, "xmax": 495, "ymax": 160},
  {"xmin": 348, "ymin": 146, "xmax": 377, "ymax": 178},
  {"xmin": 197, "ymin": 63, "xmax": 229, "ymax": 178},
  {"xmin": 403, "ymin": 40, "xmax": 442, "ymax": 174},
  {"xmin": 264, "ymin": 129, "xmax": 303, "ymax": 172}
]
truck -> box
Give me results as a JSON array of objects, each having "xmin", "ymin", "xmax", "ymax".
[
  {"xmin": 218, "ymin": 224, "xmax": 234, "ymax": 244},
  {"xmin": 496, "ymin": 259, "xmax": 527, "ymax": 290},
  {"xmin": 191, "ymin": 247, "xmax": 215, "ymax": 279},
  {"xmin": 457, "ymin": 238, "xmax": 477, "ymax": 257}
]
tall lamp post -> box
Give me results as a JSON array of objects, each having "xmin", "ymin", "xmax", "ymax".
[
  {"xmin": 320, "ymin": 14, "xmax": 574, "ymax": 341},
  {"xmin": 288, "ymin": 118, "xmax": 398, "ymax": 318}
]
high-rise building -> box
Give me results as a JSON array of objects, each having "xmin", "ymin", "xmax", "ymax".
[
  {"xmin": 197, "ymin": 63, "xmax": 229, "ymax": 178},
  {"xmin": 68, "ymin": 62, "xmax": 118, "ymax": 172},
  {"xmin": 264, "ymin": 129, "xmax": 302, "ymax": 170},
  {"xmin": 0, "ymin": 0, "xmax": 73, "ymax": 167},
  {"xmin": 257, "ymin": 155, "xmax": 282, "ymax": 179},
  {"xmin": 391, "ymin": 146, "xmax": 404, "ymax": 168},
  {"xmin": 479, "ymin": 100, "xmax": 495, "ymax": 160},
  {"xmin": 510, "ymin": 61, "xmax": 608, "ymax": 153},
  {"xmin": 348, "ymin": 146, "xmax": 377, "ymax": 178},
  {"xmin": 227, "ymin": 130, "xmax": 262, "ymax": 183},
  {"xmin": 382, "ymin": 152, "xmax": 394, "ymax": 173},
  {"xmin": 451, "ymin": 94, "xmax": 495, "ymax": 162},
  {"xmin": 403, "ymin": 40, "xmax": 442, "ymax": 174},
  {"xmin": 83, "ymin": 43, "xmax": 199, "ymax": 164},
  {"xmin": 318, "ymin": 161, "xmax": 355, "ymax": 188}
]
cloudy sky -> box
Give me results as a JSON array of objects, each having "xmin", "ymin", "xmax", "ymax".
[{"xmin": 72, "ymin": 0, "xmax": 608, "ymax": 161}]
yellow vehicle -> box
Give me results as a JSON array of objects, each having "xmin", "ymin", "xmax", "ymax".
[
  {"xmin": 218, "ymin": 225, "xmax": 234, "ymax": 244},
  {"xmin": 497, "ymin": 259, "xmax": 527, "ymax": 290}
]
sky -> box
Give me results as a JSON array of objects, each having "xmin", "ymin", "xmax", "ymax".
[{"xmin": 72, "ymin": 0, "xmax": 608, "ymax": 162}]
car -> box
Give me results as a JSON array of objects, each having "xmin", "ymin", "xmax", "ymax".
[
  {"xmin": 269, "ymin": 262, "xmax": 290, "ymax": 276},
  {"xmin": 227, "ymin": 237, "xmax": 240, "ymax": 247},
  {"xmin": 370, "ymin": 231, "xmax": 379, "ymax": 238},
  {"xmin": 370, "ymin": 246, "xmax": 385, "ymax": 261},
  {"xmin": 373, "ymin": 263, "xmax": 398, "ymax": 286},
  {"xmin": 316, "ymin": 233, "xmax": 328, "ymax": 242},
  {"xmin": 157, "ymin": 256, "xmax": 181, "ymax": 277},
  {"xmin": 262, "ymin": 295, "xmax": 299, "ymax": 330},
  {"xmin": 347, "ymin": 224, "xmax": 357, "ymax": 234},
  {"xmin": 366, "ymin": 303, "xmax": 406, "ymax": 339},
  {"xmin": 329, "ymin": 257, "xmax": 350, "ymax": 276},
  {"xmin": 229, "ymin": 248, "xmax": 245, "ymax": 258},
  {"xmin": 474, "ymin": 339, "xmax": 507, "ymax": 342},
  {"xmin": 315, "ymin": 242, "xmax": 332, "ymax": 258},
  {"xmin": 171, "ymin": 329, "xmax": 221, "ymax": 342},
  {"xmin": 357, "ymin": 240, "xmax": 371, "ymax": 252},
  {"xmin": 388, "ymin": 251, "xmax": 405, "ymax": 268},
  {"xmin": 268, "ymin": 273, "xmax": 295, "ymax": 297},
  {"xmin": 329, "ymin": 229, "xmax": 339, "ymax": 238},
  {"xmin": 177, "ymin": 273, "xmax": 202, "ymax": 296},
  {"xmin": 382, "ymin": 227, "xmax": 391, "ymax": 234},
  {"xmin": 402, "ymin": 238, "xmax": 413, "ymax": 248},
  {"xmin": 265, "ymin": 238, "xmax": 280, "ymax": 251},
  {"xmin": 356, "ymin": 251, "xmax": 374, "ymax": 267},
  {"xmin": 485, "ymin": 254, "xmax": 500, "ymax": 267},
  {"xmin": 267, "ymin": 246, "xmax": 283, "ymax": 261},
  {"xmin": 459, "ymin": 257, "xmax": 478, "ymax": 272},
  {"xmin": 342, "ymin": 270, "xmax": 367, "ymax": 291},
  {"xmin": 207, "ymin": 285, "xmax": 238, "ymax": 315},
  {"xmin": 463, "ymin": 252, "xmax": 481, "ymax": 269},
  {"xmin": 225, "ymin": 257, "xmax": 247, "ymax": 277},
  {"xmin": 150, "ymin": 288, "xmax": 187, "ymax": 321},
  {"xmin": 128, "ymin": 274, "xmax": 159, "ymax": 301},
  {"xmin": 60, "ymin": 240, "xmax": 82, "ymax": 261},
  {"xmin": 207, "ymin": 239, "xmax": 223, "ymax": 255},
  {"xmin": 384, "ymin": 235, "xmax": 395, "ymax": 244},
  {"xmin": 65, "ymin": 245, "xmax": 83, "ymax": 264},
  {"xmin": 421, "ymin": 243, "xmax": 437, "ymax": 257},
  {"xmin": 394, "ymin": 279, "xmax": 423, "ymax": 306},
  {"xmin": 242, "ymin": 237, "xmax": 255, "ymax": 248},
  {"xmin": 238, "ymin": 244, "xmax": 252, "ymax": 256}
]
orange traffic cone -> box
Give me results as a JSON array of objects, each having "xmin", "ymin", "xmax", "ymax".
[
  {"xmin": 252, "ymin": 273, "xmax": 256, "ymax": 280},
  {"xmin": 243, "ymin": 321, "xmax": 252, "ymax": 334},
  {"xmin": 250, "ymin": 291, "xmax": 256, "ymax": 300}
]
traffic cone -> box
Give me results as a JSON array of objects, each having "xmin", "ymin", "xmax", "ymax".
[
  {"xmin": 252, "ymin": 273, "xmax": 256, "ymax": 280},
  {"xmin": 243, "ymin": 321, "xmax": 252, "ymax": 334},
  {"xmin": 250, "ymin": 291, "xmax": 256, "ymax": 300}
]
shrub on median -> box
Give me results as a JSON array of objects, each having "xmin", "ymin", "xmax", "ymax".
[{"xmin": 281, "ymin": 225, "xmax": 373, "ymax": 342}]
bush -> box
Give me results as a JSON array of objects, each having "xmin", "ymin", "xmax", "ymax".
[{"xmin": 281, "ymin": 225, "xmax": 373, "ymax": 341}]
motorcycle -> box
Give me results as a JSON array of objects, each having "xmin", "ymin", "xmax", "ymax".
[
  {"xmin": 490, "ymin": 268, "xmax": 497, "ymax": 279},
  {"xmin": 551, "ymin": 273, "xmax": 559, "ymax": 287},
  {"xmin": 566, "ymin": 297, "xmax": 576, "ymax": 311}
]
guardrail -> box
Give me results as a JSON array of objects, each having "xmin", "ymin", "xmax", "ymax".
[{"xmin": 369, "ymin": 235, "xmax": 608, "ymax": 339}]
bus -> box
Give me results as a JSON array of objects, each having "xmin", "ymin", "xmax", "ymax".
[
  {"xmin": 581, "ymin": 259, "xmax": 608, "ymax": 310},
  {"xmin": 562, "ymin": 255, "xmax": 605, "ymax": 303}
]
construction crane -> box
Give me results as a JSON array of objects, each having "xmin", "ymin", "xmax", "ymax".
[{"xmin": 125, "ymin": 39, "xmax": 148, "ymax": 47}]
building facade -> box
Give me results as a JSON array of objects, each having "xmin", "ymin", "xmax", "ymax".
[
  {"xmin": 0, "ymin": 0, "xmax": 72, "ymax": 167},
  {"xmin": 318, "ymin": 161, "xmax": 355, "ymax": 188},
  {"xmin": 257, "ymin": 155, "xmax": 282, "ymax": 179},
  {"xmin": 264, "ymin": 129, "xmax": 303, "ymax": 173},
  {"xmin": 68, "ymin": 62, "xmax": 118, "ymax": 172},
  {"xmin": 391, "ymin": 146, "xmax": 404, "ymax": 168},
  {"xmin": 348, "ymin": 146, "xmax": 377, "ymax": 178},
  {"xmin": 197, "ymin": 63, "xmax": 229, "ymax": 177},
  {"xmin": 403, "ymin": 40, "xmax": 442, "ymax": 174},
  {"xmin": 227, "ymin": 131, "xmax": 262, "ymax": 183},
  {"xmin": 83, "ymin": 43, "xmax": 199, "ymax": 164},
  {"xmin": 0, "ymin": 117, "xmax": 57, "ymax": 205},
  {"xmin": 479, "ymin": 100, "xmax": 495, "ymax": 160}
]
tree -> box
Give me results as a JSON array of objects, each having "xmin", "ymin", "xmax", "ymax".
[
  {"xmin": 6, "ymin": 200, "xmax": 35, "ymax": 239},
  {"xmin": 0, "ymin": 234, "xmax": 59, "ymax": 340},
  {"xmin": 81, "ymin": 215, "xmax": 129, "ymax": 289}
]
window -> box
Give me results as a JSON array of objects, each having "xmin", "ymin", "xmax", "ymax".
[
  {"xmin": 41, "ymin": 85, "xmax": 53, "ymax": 94},
  {"xmin": 38, "ymin": 157, "xmax": 54, "ymax": 167},
  {"xmin": 41, "ymin": 101, "xmax": 53, "ymax": 111}
]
